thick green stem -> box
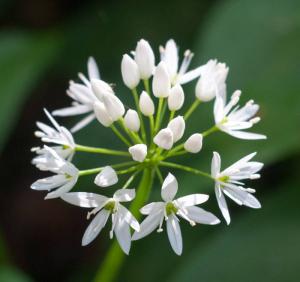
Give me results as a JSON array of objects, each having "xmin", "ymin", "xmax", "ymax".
[
  {"xmin": 93, "ymin": 168, "xmax": 154, "ymax": 282},
  {"xmin": 75, "ymin": 145, "xmax": 130, "ymax": 157},
  {"xmin": 184, "ymin": 99, "xmax": 201, "ymax": 120}
]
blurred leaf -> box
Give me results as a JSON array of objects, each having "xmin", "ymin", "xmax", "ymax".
[
  {"xmin": 0, "ymin": 266, "xmax": 33, "ymax": 282},
  {"xmin": 0, "ymin": 31, "xmax": 61, "ymax": 152},
  {"xmin": 167, "ymin": 177, "xmax": 300, "ymax": 282}
]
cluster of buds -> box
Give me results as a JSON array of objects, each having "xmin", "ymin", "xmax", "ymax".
[{"xmin": 31, "ymin": 39, "xmax": 266, "ymax": 255}]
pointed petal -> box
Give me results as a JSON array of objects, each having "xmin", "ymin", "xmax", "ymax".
[
  {"xmin": 179, "ymin": 66, "xmax": 203, "ymax": 84},
  {"xmin": 175, "ymin": 194, "xmax": 209, "ymax": 207},
  {"xmin": 211, "ymin": 152, "xmax": 221, "ymax": 177},
  {"xmin": 185, "ymin": 206, "xmax": 220, "ymax": 225},
  {"xmin": 113, "ymin": 189, "xmax": 135, "ymax": 202},
  {"xmin": 227, "ymin": 130, "xmax": 267, "ymax": 140},
  {"xmin": 119, "ymin": 205, "xmax": 140, "ymax": 232},
  {"xmin": 215, "ymin": 186, "xmax": 231, "ymax": 225},
  {"xmin": 88, "ymin": 56, "xmax": 100, "ymax": 80},
  {"xmin": 166, "ymin": 214, "xmax": 182, "ymax": 255},
  {"xmin": 161, "ymin": 173, "xmax": 178, "ymax": 202},
  {"xmin": 61, "ymin": 192, "xmax": 108, "ymax": 207},
  {"xmin": 114, "ymin": 218, "xmax": 131, "ymax": 255},
  {"xmin": 140, "ymin": 202, "xmax": 165, "ymax": 215},
  {"xmin": 44, "ymin": 179, "xmax": 76, "ymax": 199},
  {"xmin": 70, "ymin": 113, "xmax": 95, "ymax": 133},
  {"xmin": 82, "ymin": 209, "xmax": 110, "ymax": 246},
  {"xmin": 94, "ymin": 166, "xmax": 118, "ymax": 187},
  {"xmin": 52, "ymin": 105, "xmax": 91, "ymax": 117}
]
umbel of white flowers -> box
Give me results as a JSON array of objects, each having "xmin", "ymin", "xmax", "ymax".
[{"xmin": 31, "ymin": 38, "xmax": 266, "ymax": 255}]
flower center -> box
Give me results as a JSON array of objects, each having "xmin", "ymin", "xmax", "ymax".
[
  {"xmin": 104, "ymin": 200, "xmax": 116, "ymax": 212},
  {"xmin": 218, "ymin": 175, "xmax": 230, "ymax": 183},
  {"xmin": 165, "ymin": 202, "xmax": 178, "ymax": 216}
]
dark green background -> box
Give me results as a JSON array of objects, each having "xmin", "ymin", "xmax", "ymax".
[{"xmin": 0, "ymin": 0, "xmax": 299, "ymax": 281}]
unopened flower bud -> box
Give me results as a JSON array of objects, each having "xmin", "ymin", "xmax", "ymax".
[
  {"xmin": 135, "ymin": 39, "xmax": 155, "ymax": 79},
  {"xmin": 94, "ymin": 166, "xmax": 118, "ymax": 187},
  {"xmin": 129, "ymin": 144, "xmax": 147, "ymax": 162},
  {"xmin": 102, "ymin": 92, "xmax": 125, "ymax": 121},
  {"xmin": 93, "ymin": 101, "xmax": 113, "ymax": 127},
  {"xmin": 154, "ymin": 128, "xmax": 174, "ymax": 150},
  {"xmin": 91, "ymin": 79, "xmax": 114, "ymax": 101},
  {"xmin": 152, "ymin": 61, "xmax": 171, "ymax": 98},
  {"xmin": 121, "ymin": 54, "xmax": 140, "ymax": 89},
  {"xmin": 195, "ymin": 60, "xmax": 228, "ymax": 102},
  {"xmin": 167, "ymin": 116, "xmax": 185, "ymax": 143},
  {"xmin": 139, "ymin": 91, "xmax": 155, "ymax": 116},
  {"xmin": 168, "ymin": 84, "xmax": 184, "ymax": 111},
  {"xmin": 184, "ymin": 133, "xmax": 203, "ymax": 153},
  {"xmin": 124, "ymin": 109, "xmax": 140, "ymax": 132}
]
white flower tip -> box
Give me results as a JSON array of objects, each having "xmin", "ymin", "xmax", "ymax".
[
  {"xmin": 139, "ymin": 91, "xmax": 155, "ymax": 116},
  {"xmin": 93, "ymin": 101, "xmax": 113, "ymax": 127},
  {"xmin": 167, "ymin": 116, "xmax": 185, "ymax": 143},
  {"xmin": 250, "ymin": 174, "xmax": 260, "ymax": 180},
  {"xmin": 128, "ymin": 144, "xmax": 147, "ymax": 162},
  {"xmin": 184, "ymin": 133, "xmax": 203, "ymax": 153},
  {"xmin": 91, "ymin": 78, "xmax": 113, "ymax": 101},
  {"xmin": 250, "ymin": 117, "xmax": 261, "ymax": 124},
  {"xmin": 121, "ymin": 54, "xmax": 140, "ymax": 89},
  {"xmin": 124, "ymin": 109, "xmax": 140, "ymax": 132},
  {"xmin": 168, "ymin": 84, "xmax": 185, "ymax": 111},
  {"xmin": 94, "ymin": 166, "xmax": 118, "ymax": 187},
  {"xmin": 102, "ymin": 92, "xmax": 125, "ymax": 121},
  {"xmin": 152, "ymin": 61, "xmax": 171, "ymax": 98},
  {"xmin": 135, "ymin": 39, "xmax": 155, "ymax": 79},
  {"xmin": 154, "ymin": 128, "xmax": 174, "ymax": 150}
]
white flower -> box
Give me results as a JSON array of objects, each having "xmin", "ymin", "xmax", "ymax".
[
  {"xmin": 135, "ymin": 39, "xmax": 155, "ymax": 80},
  {"xmin": 31, "ymin": 146, "xmax": 79, "ymax": 199},
  {"xmin": 101, "ymin": 92, "xmax": 125, "ymax": 122},
  {"xmin": 121, "ymin": 54, "xmax": 140, "ymax": 89},
  {"xmin": 93, "ymin": 101, "xmax": 113, "ymax": 127},
  {"xmin": 34, "ymin": 109, "xmax": 75, "ymax": 160},
  {"xmin": 160, "ymin": 39, "xmax": 203, "ymax": 85},
  {"xmin": 94, "ymin": 166, "xmax": 118, "ymax": 187},
  {"xmin": 211, "ymin": 152, "xmax": 263, "ymax": 225},
  {"xmin": 129, "ymin": 144, "xmax": 147, "ymax": 162},
  {"xmin": 61, "ymin": 189, "xmax": 140, "ymax": 254},
  {"xmin": 52, "ymin": 57, "xmax": 100, "ymax": 132},
  {"xmin": 184, "ymin": 133, "xmax": 203, "ymax": 153},
  {"xmin": 154, "ymin": 128, "xmax": 174, "ymax": 150},
  {"xmin": 152, "ymin": 61, "xmax": 171, "ymax": 98},
  {"xmin": 132, "ymin": 173, "xmax": 220, "ymax": 255},
  {"xmin": 168, "ymin": 84, "xmax": 185, "ymax": 111},
  {"xmin": 91, "ymin": 78, "xmax": 114, "ymax": 101},
  {"xmin": 167, "ymin": 116, "xmax": 185, "ymax": 143},
  {"xmin": 214, "ymin": 90, "xmax": 266, "ymax": 140},
  {"xmin": 139, "ymin": 91, "xmax": 155, "ymax": 116},
  {"xmin": 124, "ymin": 109, "xmax": 140, "ymax": 132},
  {"xmin": 195, "ymin": 59, "xmax": 228, "ymax": 102}
]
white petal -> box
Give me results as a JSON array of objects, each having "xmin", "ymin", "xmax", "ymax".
[
  {"xmin": 139, "ymin": 202, "xmax": 165, "ymax": 215},
  {"xmin": 215, "ymin": 186, "xmax": 230, "ymax": 225},
  {"xmin": 162, "ymin": 39, "xmax": 178, "ymax": 80},
  {"xmin": 152, "ymin": 61, "xmax": 171, "ymax": 98},
  {"xmin": 124, "ymin": 109, "xmax": 140, "ymax": 132},
  {"xmin": 185, "ymin": 206, "xmax": 220, "ymax": 225},
  {"xmin": 175, "ymin": 194, "xmax": 209, "ymax": 207},
  {"xmin": 82, "ymin": 209, "xmax": 110, "ymax": 246},
  {"xmin": 91, "ymin": 78, "xmax": 114, "ymax": 101},
  {"xmin": 93, "ymin": 101, "xmax": 113, "ymax": 127},
  {"xmin": 60, "ymin": 192, "xmax": 108, "ymax": 207},
  {"xmin": 226, "ymin": 130, "xmax": 267, "ymax": 140},
  {"xmin": 132, "ymin": 211, "xmax": 163, "ymax": 240},
  {"xmin": 168, "ymin": 84, "xmax": 185, "ymax": 111},
  {"xmin": 135, "ymin": 39, "xmax": 155, "ymax": 80},
  {"xmin": 118, "ymin": 205, "xmax": 140, "ymax": 232},
  {"xmin": 114, "ymin": 217, "xmax": 131, "ymax": 255},
  {"xmin": 128, "ymin": 144, "xmax": 147, "ymax": 162},
  {"xmin": 52, "ymin": 105, "xmax": 91, "ymax": 117},
  {"xmin": 139, "ymin": 91, "xmax": 155, "ymax": 116},
  {"xmin": 153, "ymin": 128, "xmax": 174, "ymax": 150},
  {"xmin": 213, "ymin": 94, "xmax": 225, "ymax": 123},
  {"xmin": 121, "ymin": 54, "xmax": 140, "ymax": 89},
  {"xmin": 161, "ymin": 173, "xmax": 178, "ymax": 202},
  {"xmin": 94, "ymin": 166, "xmax": 118, "ymax": 187},
  {"xmin": 166, "ymin": 214, "xmax": 182, "ymax": 255},
  {"xmin": 88, "ymin": 56, "xmax": 100, "ymax": 80},
  {"xmin": 44, "ymin": 179, "xmax": 76, "ymax": 199},
  {"xmin": 184, "ymin": 133, "xmax": 203, "ymax": 153},
  {"xmin": 70, "ymin": 113, "xmax": 95, "ymax": 133},
  {"xmin": 211, "ymin": 151, "xmax": 221, "ymax": 177},
  {"xmin": 179, "ymin": 66, "xmax": 203, "ymax": 84},
  {"xmin": 31, "ymin": 175, "xmax": 67, "ymax": 191},
  {"xmin": 102, "ymin": 92, "xmax": 125, "ymax": 122},
  {"xmin": 113, "ymin": 189, "xmax": 136, "ymax": 202},
  {"xmin": 167, "ymin": 116, "xmax": 185, "ymax": 143}
]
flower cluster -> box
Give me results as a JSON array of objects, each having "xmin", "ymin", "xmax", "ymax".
[{"xmin": 31, "ymin": 39, "xmax": 266, "ymax": 255}]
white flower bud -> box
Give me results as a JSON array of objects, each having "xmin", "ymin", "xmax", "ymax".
[
  {"xmin": 102, "ymin": 92, "xmax": 125, "ymax": 121},
  {"xmin": 195, "ymin": 60, "xmax": 228, "ymax": 102},
  {"xmin": 154, "ymin": 128, "xmax": 174, "ymax": 150},
  {"xmin": 168, "ymin": 84, "xmax": 184, "ymax": 111},
  {"xmin": 167, "ymin": 116, "xmax": 185, "ymax": 143},
  {"xmin": 184, "ymin": 133, "xmax": 203, "ymax": 153},
  {"xmin": 152, "ymin": 61, "xmax": 171, "ymax": 98},
  {"xmin": 91, "ymin": 79, "xmax": 114, "ymax": 101},
  {"xmin": 94, "ymin": 166, "xmax": 118, "ymax": 187},
  {"xmin": 128, "ymin": 144, "xmax": 147, "ymax": 162},
  {"xmin": 139, "ymin": 91, "xmax": 155, "ymax": 116},
  {"xmin": 121, "ymin": 54, "xmax": 140, "ymax": 89},
  {"xmin": 124, "ymin": 109, "xmax": 140, "ymax": 132},
  {"xmin": 135, "ymin": 39, "xmax": 155, "ymax": 79},
  {"xmin": 93, "ymin": 101, "xmax": 113, "ymax": 127}
]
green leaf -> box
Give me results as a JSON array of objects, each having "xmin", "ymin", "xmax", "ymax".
[{"xmin": 0, "ymin": 31, "xmax": 61, "ymax": 152}]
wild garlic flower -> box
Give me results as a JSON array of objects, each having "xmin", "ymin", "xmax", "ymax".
[
  {"xmin": 61, "ymin": 189, "xmax": 140, "ymax": 254},
  {"xmin": 132, "ymin": 173, "xmax": 220, "ymax": 255},
  {"xmin": 31, "ymin": 38, "xmax": 266, "ymax": 256},
  {"xmin": 52, "ymin": 57, "xmax": 100, "ymax": 132},
  {"xmin": 211, "ymin": 152, "xmax": 263, "ymax": 225}
]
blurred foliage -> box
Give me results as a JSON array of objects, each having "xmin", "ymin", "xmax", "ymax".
[{"xmin": 0, "ymin": 0, "xmax": 299, "ymax": 281}]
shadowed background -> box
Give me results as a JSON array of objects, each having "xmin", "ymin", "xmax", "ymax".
[{"xmin": 0, "ymin": 0, "xmax": 300, "ymax": 281}]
